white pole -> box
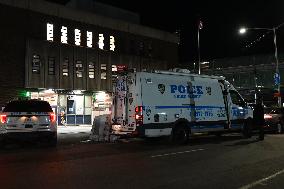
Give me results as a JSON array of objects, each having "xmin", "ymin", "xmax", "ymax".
[
  {"xmin": 198, "ymin": 28, "xmax": 201, "ymax": 74},
  {"xmin": 273, "ymin": 28, "xmax": 281, "ymax": 107}
]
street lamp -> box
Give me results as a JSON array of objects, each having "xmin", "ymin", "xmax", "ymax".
[
  {"xmin": 239, "ymin": 28, "xmax": 247, "ymax": 34},
  {"xmin": 239, "ymin": 23, "xmax": 284, "ymax": 107}
]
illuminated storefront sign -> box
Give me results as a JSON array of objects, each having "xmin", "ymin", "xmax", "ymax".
[
  {"xmin": 47, "ymin": 23, "xmax": 54, "ymax": 41},
  {"xmin": 110, "ymin": 36, "xmax": 115, "ymax": 51},
  {"xmin": 61, "ymin": 26, "xmax": 68, "ymax": 44},
  {"xmin": 74, "ymin": 29, "xmax": 81, "ymax": 46},
  {"xmin": 87, "ymin": 31, "xmax": 93, "ymax": 48},
  {"xmin": 98, "ymin": 34, "xmax": 104, "ymax": 50},
  {"xmin": 47, "ymin": 23, "xmax": 116, "ymax": 51}
]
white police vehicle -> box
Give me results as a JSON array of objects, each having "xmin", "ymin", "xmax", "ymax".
[
  {"xmin": 112, "ymin": 70, "xmax": 253, "ymax": 143},
  {"xmin": 0, "ymin": 100, "xmax": 57, "ymax": 147}
]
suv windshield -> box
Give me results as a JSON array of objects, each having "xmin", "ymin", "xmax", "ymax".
[{"xmin": 3, "ymin": 100, "xmax": 53, "ymax": 112}]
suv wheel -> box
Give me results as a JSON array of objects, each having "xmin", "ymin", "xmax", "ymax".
[
  {"xmin": 47, "ymin": 134, "xmax": 57, "ymax": 147},
  {"xmin": 0, "ymin": 138, "xmax": 6, "ymax": 149}
]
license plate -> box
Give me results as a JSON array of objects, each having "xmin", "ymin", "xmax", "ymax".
[{"xmin": 25, "ymin": 124, "xmax": 33, "ymax": 128}]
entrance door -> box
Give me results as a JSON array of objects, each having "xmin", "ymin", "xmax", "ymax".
[
  {"xmin": 228, "ymin": 90, "xmax": 247, "ymax": 130},
  {"xmin": 67, "ymin": 96, "xmax": 76, "ymax": 125}
]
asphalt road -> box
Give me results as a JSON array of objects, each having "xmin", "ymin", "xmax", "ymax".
[{"xmin": 1, "ymin": 134, "xmax": 284, "ymax": 189}]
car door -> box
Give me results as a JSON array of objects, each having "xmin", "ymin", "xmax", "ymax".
[{"xmin": 228, "ymin": 90, "xmax": 247, "ymax": 130}]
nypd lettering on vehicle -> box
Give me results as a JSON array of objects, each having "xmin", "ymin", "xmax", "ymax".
[{"xmin": 170, "ymin": 85, "xmax": 203, "ymax": 99}]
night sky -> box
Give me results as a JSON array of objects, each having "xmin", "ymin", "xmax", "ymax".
[{"xmin": 48, "ymin": 0, "xmax": 284, "ymax": 63}]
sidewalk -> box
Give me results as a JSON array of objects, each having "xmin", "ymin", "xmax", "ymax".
[
  {"xmin": 57, "ymin": 125, "xmax": 92, "ymax": 135},
  {"xmin": 57, "ymin": 125, "xmax": 92, "ymax": 144}
]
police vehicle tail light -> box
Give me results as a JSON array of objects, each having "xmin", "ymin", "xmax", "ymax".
[
  {"xmin": 0, "ymin": 114, "xmax": 7, "ymax": 124},
  {"xmin": 264, "ymin": 114, "xmax": 272, "ymax": 119},
  {"xmin": 135, "ymin": 106, "xmax": 143, "ymax": 126},
  {"xmin": 49, "ymin": 113, "xmax": 56, "ymax": 122}
]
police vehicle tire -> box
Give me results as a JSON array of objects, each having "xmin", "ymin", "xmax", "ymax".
[
  {"xmin": 243, "ymin": 119, "xmax": 252, "ymax": 138},
  {"xmin": 277, "ymin": 123, "xmax": 283, "ymax": 134},
  {"xmin": 172, "ymin": 123, "xmax": 190, "ymax": 145}
]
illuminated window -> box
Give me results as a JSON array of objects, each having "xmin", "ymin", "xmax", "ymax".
[
  {"xmin": 87, "ymin": 31, "xmax": 93, "ymax": 48},
  {"xmin": 98, "ymin": 34, "xmax": 104, "ymax": 50},
  {"xmin": 100, "ymin": 63, "xmax": 106, "ymax": 80},
  {"xmin": 89, "ymin": 62, "xmax": 95, "ymax": 79},
  {"xmin": 32, "ymin": 55, "xmax": 40, "ymax": 74},
  {"xmin": 110, "ymin": 36, "xmax": 115, "ymax": 51},
  {"xmin": 74, "ymin": 29, "xmax": 81, "ymax": 46},
  {"xmin": 47, "ymin": 23, "xmax": 54, "ymax": 41},
  {"xmin": 61, "ymin": 26, "xmax": 68, "ymax": 44},
  {"xmin": 48, "ymin": 57, "xmax": 55, "ymax": 75},
  {"xmin": 139, "ymin": 42, "xmax": 144, "ymax": 56},
  {"xmin": 75, "ymin": 60, "xmax": 83, "ymax": 78},
  {"xmin": 112, "ymin": 65, "xmax": 117, "ymax": 81},
  {"xmin": 62, "ymin": 58, "xmax": 69, "ymax": 76},
  {"xmin": 148, "ymin": 42, "xmax": 153, "ymax": 57}
]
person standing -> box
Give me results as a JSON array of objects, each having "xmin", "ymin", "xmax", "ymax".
[{"xmin": 253, "ymin": 97, "xmax": 265, "ymax": 140}]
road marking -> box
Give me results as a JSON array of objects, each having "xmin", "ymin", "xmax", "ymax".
[
  {"xmin": 151, "ymin": 148, "xmax": 205, "ymax": 158},
  {"xmin": 239, "ymin": 169, "xmax": 284, "ymax": 189}
]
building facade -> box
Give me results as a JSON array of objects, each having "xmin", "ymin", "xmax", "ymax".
[
  {"xmin": 201, "ymin": 54, "xmax": 284, "ymax": 106},
  {"xmin": 0, "ymin": 0, "xmax": 179, "ymax": 125}
]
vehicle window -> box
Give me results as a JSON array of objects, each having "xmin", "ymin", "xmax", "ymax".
[
  {"xmin": 230, "ymin": 90, "xmax": 245, "ymax": 106},
  {"xmin": 3, "ymin": 101, "xmax": 52, "ymax": 112}
]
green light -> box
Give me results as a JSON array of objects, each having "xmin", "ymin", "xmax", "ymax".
[
  {"xmin": 19, "ymin": 90, "xmax": 31, "ymax": 98},
  {"xmin": 25, "ymin": 91, "xmax": 31, "ymax": 97}
]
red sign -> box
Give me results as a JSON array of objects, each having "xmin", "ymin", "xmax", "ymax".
[{"xmin": 117, "ymin": 65, "xmax": 127, "ymax": 72}]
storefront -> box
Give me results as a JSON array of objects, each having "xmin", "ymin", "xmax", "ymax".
[{"xmin": 31, "ymin": 90, "xmax": 112, "ymax": 126}]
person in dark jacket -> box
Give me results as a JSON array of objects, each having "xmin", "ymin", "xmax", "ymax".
[{"xmin": 253, "ymin": 97, "xmax": 265, "ymax": 140}]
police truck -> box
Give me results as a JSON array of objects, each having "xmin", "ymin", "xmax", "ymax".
[{"xmin": 111, "ymin": 69, "xmax": 253, "ymax": 143}]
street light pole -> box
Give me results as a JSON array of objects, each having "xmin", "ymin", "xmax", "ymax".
[
  {"xmin": 239, "ymin": 24, "xmax": 283, "ymax": 107},
  {"xmin": 272, "ymin": 28, "xmax": 281, "ymax": 107},
  {"xmin": 198, "ymin": 26, "xmax": 201, "ymax": 74}
]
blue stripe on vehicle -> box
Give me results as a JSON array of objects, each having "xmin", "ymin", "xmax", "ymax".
[
  {"xmin": 231, "ymin": 124, "xmax": 243, "ymax": 129},
  {"xmin": 155, "ymin": 106, "xmax": 225, "ymax": 109},
  {"xmin": 198, "ymin": 124, "xmax": 242, "ymax": 129},
  {"xmin": 199, "ymin": 125, "xmax": 224, "ymax": 129}
]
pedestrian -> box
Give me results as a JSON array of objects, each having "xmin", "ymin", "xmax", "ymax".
[{"xmin": 253, "ymin": 97, "xmax": 265, "ymax": 141}]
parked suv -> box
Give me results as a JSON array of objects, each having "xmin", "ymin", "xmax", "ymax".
[
  {"xmin": 0, "ymin": 100, "xmax": 57, "ymax": 147},
  {"xmin": 264, "ymin": 107, "xmax": 284, "ymax": 134}
]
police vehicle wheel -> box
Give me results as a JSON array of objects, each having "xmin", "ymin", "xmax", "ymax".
[
  {"xmin": 243, "ymin": 120, "xmax": 252, "ymax": 138},
  {"xmin": 277, "ymin": 123, "xmax": 283, "ymax": 134},
  {"xmin": 172, "ymin": 124, "xmax": 189, "ymax": 145}
]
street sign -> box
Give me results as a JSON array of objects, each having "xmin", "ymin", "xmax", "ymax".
[{"xmin": 274, "ymin": 72, "xmax": 280, "ymax": 85}]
